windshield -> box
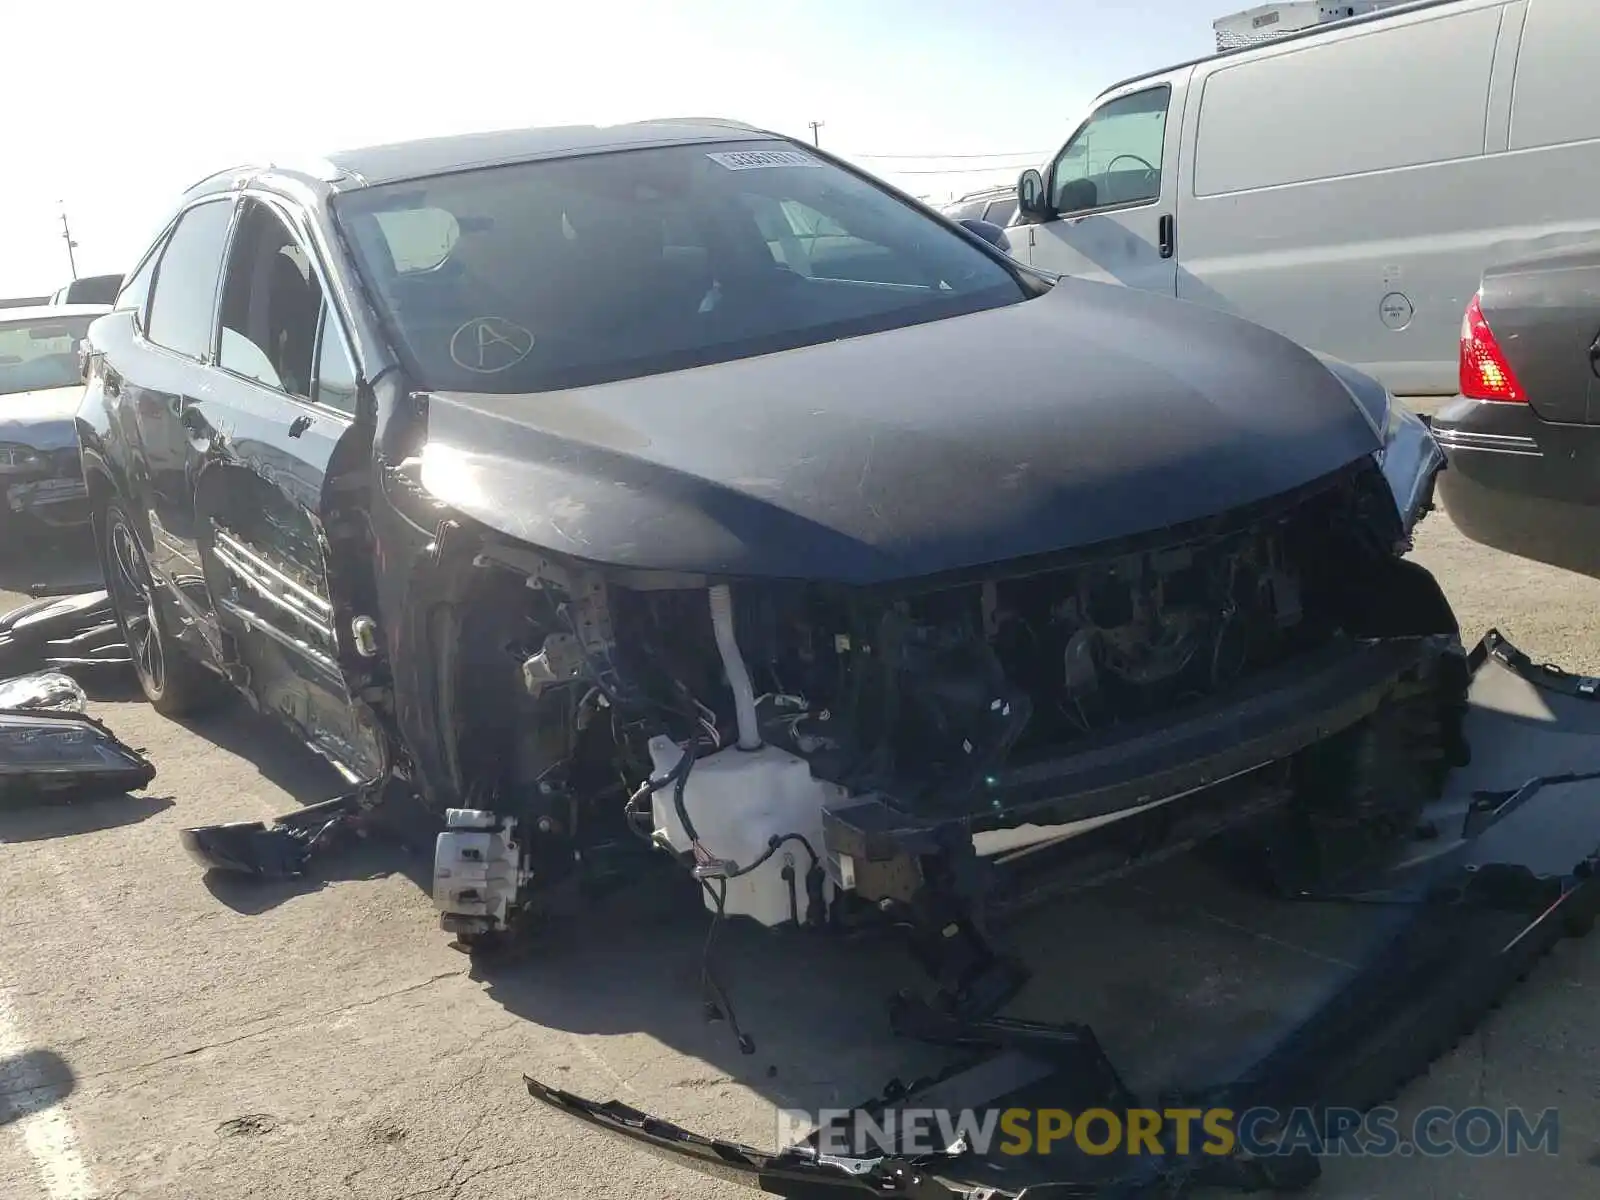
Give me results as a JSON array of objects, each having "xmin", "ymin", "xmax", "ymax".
[
  {"xmin": 331, "ymin": 139, "xmax": 1027, "ymax": 394},
  {"xmin": 0, "ymin": 315, "xmax": 94, "ymax": 397}
]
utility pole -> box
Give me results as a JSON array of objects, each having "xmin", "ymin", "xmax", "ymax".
[
  {"xmin": 59, "ymin": 203, "xmax": 79, "ymax": 281},
  {"xmin": 808, "ymin": 120, "xmax": 824, "ymax": 147}
]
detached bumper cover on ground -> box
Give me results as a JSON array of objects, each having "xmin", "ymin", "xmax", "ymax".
[{"xmin": 523, "ymin": 629, "xmax": 1600, "ymax": 1198}]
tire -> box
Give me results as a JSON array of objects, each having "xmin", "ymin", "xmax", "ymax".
[
  {"xmin": 1215, "ymin": 648, "xmax": 1471, "ymax": 896},
  {"xmin": 101, "ymin": 499, "xmax": 224, "ymax": 717}
]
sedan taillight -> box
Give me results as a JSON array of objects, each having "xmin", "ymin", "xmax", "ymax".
[{"xmin": 1459, "ymin": 292, "xmax": 1526, "ymax": 403}]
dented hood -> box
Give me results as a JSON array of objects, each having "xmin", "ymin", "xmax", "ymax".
[{"xmin": 418, "ymin": 278, "xmax": 1383, "ymax": 585}]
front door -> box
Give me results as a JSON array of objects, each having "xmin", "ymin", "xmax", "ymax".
[
  {"xmin": 191, "ymin": 196, "xmax": 383, "ymax": 782},
  {"xmin": 1012, "ymin": 79, "xmax": 1187, "ymax": 295}
]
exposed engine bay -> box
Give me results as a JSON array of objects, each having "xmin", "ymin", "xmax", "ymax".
[{"xmin": 431, "ymin": 455, "xmax": 1466, "ymax": 1024}]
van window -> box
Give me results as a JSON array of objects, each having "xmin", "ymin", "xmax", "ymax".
[
  {"xmin": 1050, "ymin": 86, "xmax": 1170, "ymax": 215},
  {"xmin": 1508, "ymin": 0, "xmax": 1597, "ymax": 152},
  {"xmin": 1192, "ymin": 6, "xmax": 1501, "ymax": 197}
]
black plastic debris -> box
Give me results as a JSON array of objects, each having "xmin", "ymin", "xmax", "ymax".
[
  {"xmin": 181, "ymin": 789, "xmax": 372, "ymax": 880},
  {"xmin": 0, "ymin": 591, "xmax": 130, "ymax": 676},
  {"xmin": 180, "ymin": 821, "xmax": 323, "ymax": 879}
]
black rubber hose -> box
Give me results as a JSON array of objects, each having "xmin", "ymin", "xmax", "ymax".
[{"xmin": 724, "ymin": 831, "xmax": 821, "ymax": 880}]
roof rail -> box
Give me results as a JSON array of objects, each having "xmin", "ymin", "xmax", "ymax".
[
  {"xmin": 631, "ymin": 117, "xmax": 768, "ymax": 134},
  {"xmin": 949, "ymin": 182, "xmax": 1016, "ymax": 203},
  {"xmin": 180, "ymin": 163, "xmax": 255, "ymax": 195}
]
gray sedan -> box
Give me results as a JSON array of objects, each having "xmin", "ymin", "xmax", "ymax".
[{"xmin": 0, "ymin": 303, "xmax": 107, "ymax": 536}]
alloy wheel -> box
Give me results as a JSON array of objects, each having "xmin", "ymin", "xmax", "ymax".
[{"xmin": 107, "ymin": 513, "xmax": 166, "ymax": 698}]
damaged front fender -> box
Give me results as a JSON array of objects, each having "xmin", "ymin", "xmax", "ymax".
[
  {"xmin": 1377, "ymin": 401, "xmax": 1444, "ymax": 538},
  {"xmin": 1314, "ymin": 354, "xmax": 1443, "ymax": 538}
]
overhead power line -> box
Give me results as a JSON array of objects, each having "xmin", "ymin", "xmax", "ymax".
[
  {"xmin": 850, "ymin": 150, "xmax": 1049, "ymax": 160},
  {"xmin": 882, "ymin": 163, "xmax": 1040, "ymax": 175}
]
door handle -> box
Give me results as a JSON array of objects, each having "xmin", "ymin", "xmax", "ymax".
[
  {"xmin": 288, "ymin": 415, "xmax": 313, "ymax": 439},
  {"xmin": 1158, "ymin": 214, "xmax": 1175, "ymax": 260}
]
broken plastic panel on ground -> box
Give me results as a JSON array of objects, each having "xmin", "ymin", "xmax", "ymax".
[{"xmin": 523, "ymin": 629, "xmax": 1600, "ymax": 1198}]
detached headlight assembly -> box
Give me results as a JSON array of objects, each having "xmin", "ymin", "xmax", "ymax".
[{"xmin": 0, "ymin": 708, "xmax": 157, "ymax": 804}]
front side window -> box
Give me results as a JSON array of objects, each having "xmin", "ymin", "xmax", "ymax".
[
  {"xmin": 312, "ymin": 313, "xmax": 358, "ymax": 415},
  {"xmin": 146, "ymin": 199, "xmax": 236, "ymax": 360},
  {"xmin": 331, "ymin": 139, "xmax": 1025, "ymax": 395},
  {"xmin": 1050, "ymin": 86, "xmax": 1171, "ymax": 215},
  {"xmin": 0, "ymin": 315, "xmax": 96, "ymax": 396},
  {"xmin": 217, "ymin": 200, "xmax": 325, "ymax": 398}
]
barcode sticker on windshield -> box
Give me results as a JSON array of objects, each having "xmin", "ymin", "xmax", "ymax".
[{"xmin": 706, "ymin": 149, "xmax": 819, "ymax": 170}]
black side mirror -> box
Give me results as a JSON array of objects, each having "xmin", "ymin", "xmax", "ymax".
[
  {"xmin": 1017, "ymin": 169, "xmax": 1050, "ymax": 222},
  {"xmin": 958, "ymin": 219, "xmax": 1011, "ymax": 254}
]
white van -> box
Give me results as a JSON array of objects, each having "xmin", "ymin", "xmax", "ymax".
[{"xmin": 1008, "ymin": 0, "xmax": 1600, "ymax": 404}]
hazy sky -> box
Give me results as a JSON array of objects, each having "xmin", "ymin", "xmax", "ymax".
[{"xmin": 4, "ymin": 0, "xmax": 1218, "ymax": 296}]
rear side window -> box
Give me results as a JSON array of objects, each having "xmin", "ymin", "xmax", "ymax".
[
  {"xmin": 1508, "ymin": 0, "xmax": 1596, "ymax": 152},
  {"xmin": 146, "ymin": 199, "xmax": 235, "ymax": 360},
  {"xmin": 115, "ymin": 238, "xmax": 165, "ymax": 327},
  {"xmin": 1192, "ymin": 6, "xmax": 1500, "ymax": 197}
]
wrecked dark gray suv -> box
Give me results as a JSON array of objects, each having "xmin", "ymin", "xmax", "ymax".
[{"xmin": 77, "ymin": 117, "xmax": 1461, "ymax": 1081}]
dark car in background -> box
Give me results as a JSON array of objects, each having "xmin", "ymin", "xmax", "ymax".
[
  {"xmin": 1432, "ymin": 242, "xmax": 1600, "ymax": 578},
  {"xmin": 0, "ymin": 303, "xmax": 106, "ymax": 537},
  {"xmin": 49, "ymin": 274, "xmax": 124, "ymax": 308},
  {"xmin": 941, "ymin": 184, "xmax": 1019, "ymax": 229}
]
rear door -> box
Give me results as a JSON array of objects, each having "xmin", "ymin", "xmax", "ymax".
[
  {"xmin": 116, "ymin": 195, "xmax": 240, "ymax": 661},
  {"xmin": 1011, "ymin": 74, "xmax": 1190, "ymax": 294},
  {"xmin": 193, "ymin": 195, "xmax": 384, "ymax": 782}
]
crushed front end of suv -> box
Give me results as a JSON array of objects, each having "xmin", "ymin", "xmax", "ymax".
[{"xmin": 78, "ymin": 119, "xmax": 1460, "ymax": 1079}]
